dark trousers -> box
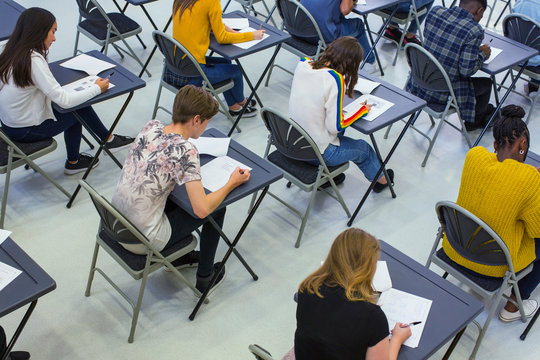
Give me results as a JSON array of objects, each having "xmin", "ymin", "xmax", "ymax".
[
  {"xmin": 163, "ymin": 200, "xmax": 226, "ymax": 277},
  {"xmin": 516, "ymin": 239, "xmax": 540, "ymax": 300},
  {"xmin": 1, "ymin": 107, "xmax": 109, "ymax": 162},
  {"xmin": 471, "ymin": 77, "xmax": 493, "ymax": 123}
]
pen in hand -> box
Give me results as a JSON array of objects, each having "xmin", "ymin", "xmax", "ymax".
[
  {"xmin": 401, "ymin": 321, "xmax": 422, "ymax": 327},
  {"xmin": 106, "ymin": 71, "xmax": 114, "ymax": 79}
]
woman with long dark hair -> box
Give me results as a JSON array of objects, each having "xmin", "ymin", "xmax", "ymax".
[{"xmin": 0, "ymin": 7, "xmax": 133, "ymax": 175}]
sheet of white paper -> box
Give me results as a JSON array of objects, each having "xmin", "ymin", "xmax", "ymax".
[
  {"xmin": 200, "ymin": 156, "xmax": 252, "ymax": 192},
  {"xmin": 372, "ymin": 261, "xmax": 392, "ymax": 292},
  {"xmin": 0, "ymin": 261, "xmax": 22, "ymax": 292},
  {"xmin": 378, "ymin": 288, "xmax": 432, "ymax": 348},
  {"xmin": 343, "ymin": 94, "xmax": 394, "ymax": 121},
  {"xmin": 61, "ymin": 75, "xmax": 115, "ymax": 95},
  {"xmin": 233, "ymin": 27, "xmax": 270, "ymax": 50},
  {"xmin": 190, "ymin": 137, "xmax": 231, "ymax": 157},
  {"xmin": 0, "ymin": 229, "xmax": 11, "ymax": 246},
  {"xmin": 354, "ymin": 78, "xmax": 380, "ymax": 94},
  {"xmin": 60, "ymin": 54, "xmax": 116, "ymax": 76},
  {"xmin": 223, "ymin": 18, "xmax": 250, "ymax": 30},
  {"xmin": 356, "ymin": 0, "xmax": 367, "ymax": 5},
  {"xmin": 484, "ymin": 47, "xmax": 503, "ymax": 64}
]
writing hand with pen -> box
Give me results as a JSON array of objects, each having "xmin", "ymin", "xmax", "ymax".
[
  {"xmin": 228, "ymin": 166, "xmax": 250, "ymax": 188},
  {"xmin": 480, "ymin": 38, "xmax": 492, "ymax": 60},
  {"xmin": 94, "ymin": 71, "xmax": 113, "ymax": 94},
  {"xmin": 390, "ymin": 322, "xmax": 414, "ymax": 344},
  {"xmin": 252, "ymin": 25, "xmax": 265, "ymax": 40}
]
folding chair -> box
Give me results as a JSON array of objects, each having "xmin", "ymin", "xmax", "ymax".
[
  {"xmin": 222, "ymin": 0, "xmax": 277, "ymax": 27},
  {"xmin": 73, "ymin": 0, "xmax": 150, "ymax": 77},
  {"xmin": 251, "ymin": 108, "xmax": 350, "ymax": 248},
  {"xmin": 486, "ymin": 0, "xmax": 513, "ymax": 28},
  {"xmin": 498, "ymin": 14, "xmax": 540, "ymax": 124},
  {"xmin": 264, "ymin": 0, "xmax": 326, "ymax": 86},
  {"xmin": 384, "ymin": 43, "xmax": 472, "ymax": 167},
  {"xmin": 426, "ymin": 201, "xmax": 533, "ymax": 360},
  {"xmin": 375, "ymin": 0, "xmax": 428, "ymax": 66},
  {"xmin": 79, "ymin": 180, "xmax": 202, "ymax": 343},
  {"xmin": 0, "ymin": 128, "xmax": 70, "ymax": 228},
  {"xmin": 151, "ymin": 31, "xmax": 241, "ymax": 133}
]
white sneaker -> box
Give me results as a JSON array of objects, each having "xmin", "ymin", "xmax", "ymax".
[
  {"xmin": 361, "ymin": 62, "xmax": 379, "ymax": 75},
  {"xmin": 499, "ymin": 299, "xmax": 538, "ymax": 322}
]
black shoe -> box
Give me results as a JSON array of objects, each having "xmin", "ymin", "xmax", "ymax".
[
  {"xmin": 64, "ymin": 153, "xmax": 99, "ymax": 175},
  {"xmin": 318, "ymin": 173, "xmax": 346, "ymax": 191},
  {"xmin": 383, "ymin": 27, "xmax": 403, "ymax": 44},
  {"xmin": 247, "ymin": 99, "xmax": 257, "ymax": 107},
  {"xmin": 528, "ymin": 81, "xmax": 539, "ymax": 95},
  {"xmin": 195, "ymin": 262, "xmax": 226, "ymax": 296},
  {"xmin": 9, "ymin": 351, "xmax": 30, "ymax": 360},
  {"xmin": 403, "ymin": 35, "xmax": 421, "ymax": 46},
  {"xmin": 167, "ymin": 250, "xmax": 200, "ymax": 272},
  {"xmin": 104, "ymin": 134, "xmax": 135, "ymax": 153},
  {"xmin": 373, "ymin": 169, "xmax": 394, "ymax": 193},
  {"xmin": 229, "ymin": 106, "xmax": 257, "ymax": 118},
  {"xmin": 464, "ymin": 121, "xmax": 484, "ymax": 132}
]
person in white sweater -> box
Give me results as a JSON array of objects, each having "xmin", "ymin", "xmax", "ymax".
[
  {"xmin": 0, "ymin": 7, "xmax": 134, "ymax": 175},
  {"xmin": 289, "ymin": 36, "xmax": 393, "ymax": 192}
]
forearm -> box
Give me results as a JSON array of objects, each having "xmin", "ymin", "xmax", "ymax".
[{"xmin": 388, "ymin": 338, "xmax": 402, "ymax": 360}]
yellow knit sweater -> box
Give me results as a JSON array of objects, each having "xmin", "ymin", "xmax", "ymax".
[
  {"xmin": 173, "ymin": 0, "xmax": 253, "ymax": 64},
  {"xmin": 442, "ymin": 147, "xmax": 540, "ymax": 277}
]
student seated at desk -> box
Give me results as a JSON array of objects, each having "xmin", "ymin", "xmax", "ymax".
[
  {"xmin": 169, "ymin": 0, "xmax": 265, "ymax": 118},
  {"xmin": 405, "ymin": 0, "xmax": 496, "ymax": 131},
  {"xmin": 289, "ymin": 36, "xmax": 393, "ymax": 192},
  {"xmin": 513, "ymin": 0, "xmax": 540, "ymax": 95},
  {"xmin": 112, "ymin": 85, "xmax": 250, "ymax": 294},
  {"xmin": 0, "ymin": 7, "xmax": 134, "ymax": 175},
  {"xmin": 295, "ymin": 228, "xmax": 411, "ymax": 360},
  {"xmin": 442, "ymin": 105, "xmax": 540, "ymax": 322}
]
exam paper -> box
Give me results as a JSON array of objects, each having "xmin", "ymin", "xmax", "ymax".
[
  {"xmin": 60, "ymin": 54, "xmax": 116, "ymax": 76},
  {"xmin": 61, "ymin": 75, "xmax": 115, "ymax": 94},
  {"xmin": 0, "ymin": 229, "xmax": 11, "ymax": 245},
  {"xmin": 484, "ymin": 47, "xmax": 503, "ymax": 64},
  {"xmin": 0, "ymin": 261, "xmax": 22, "ymax": 292},
  {"xmin": 190, "ymin": 137, "xmax": 231, "ymax": 157},
  {"xmin": 233, "ymin": 27, "xmax": 270, "ymax": 50},
  {"xmin": 223, "ymin": 17, "xmax": 249, "ymax": 30},
  {"xmin": 354, "ymin": 78, "xmax": 380, "ymax": 94},
  {"xmin": 343, "ymin": 94, "xmax": 394, "ymax": 121},
  {"xmin": 372, "ymin": 261, "xmax": 392, "ymax": 292},
  {"xmin": 201, "ymin": 156, "xmax": 252, "ymax": 192},
  {"xmin": 356, "ymin": 0, "xmax": 367, "ymax": 5},
  {"xmin": 378, "ymin": 288, "xmax": 432, "ymax": 348}
]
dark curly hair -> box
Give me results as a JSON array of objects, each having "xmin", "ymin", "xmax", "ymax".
[{"xmin": 492, "ymin": 105, "xmax": 529, "ymax": 151}]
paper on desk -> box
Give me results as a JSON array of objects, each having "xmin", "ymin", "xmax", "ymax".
[
  {"xmin": 372, "ymin": 261, "xmax": 392, "ymax": 292},
  {"xmin": 343, "ymin": 94, "xmax": 394, "ymax": 121},
  {"xmin": 354, "ymin": 78, "xmax": 380, "ymax": 94},
  {"xmin": 190, "ymin": 136, "xmax": 231, "ymax": 157},
  {"xmin": 60, "ymin": 53, "xmax": 116, "ymax": 76},
  {"xmin": 61, "ymin": 75, "xmax": 115, "ymax": 94},
  {"xmin": 233, "ymin": 27, "xmax": 270, "ymax": 50},
  {"xmin": 356, "ymin": 0, "xmax": 367, "ymax": 5},
  {"xmin": 223, "ymin": 17, "xmax": 250, "ymax": 30},
  {"xmin": 0, "ymin": 229, "xmax": 11, "ymax": 245},
  {"xmin": 484, "ymin": 47, "xmax": 503, "ymax": 64},
  {"xmin": 378, "ymin": 288, "xmax": 432, "ymax": 348},
  {"xmin": 201, "ymin": 156, "xmax": 252, "ymax": 192},
  {"xmin": 0, "ymin": 261, "xmax": 21, "ymax": 292}
]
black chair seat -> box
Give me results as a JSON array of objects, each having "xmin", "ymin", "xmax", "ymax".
[
  {"xmin": 0, "ymin": 138, "xmax": 54, "ymax": 167},
  {"xmin": 426, "ymin": 102, "xmax": 449, "ymax": 114},
  {"xmin": 285, "ymin": 37, "xmax": 320, "ymax": 57},
  {"xmin": 80, "ymin": 13, "xmax": 140, "ymax": 40},
  {"xmin": 268, "ymin": 150, "xmax": 344, "ymax": 185}
]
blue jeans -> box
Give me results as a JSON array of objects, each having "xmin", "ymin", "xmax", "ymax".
[
  {"xmin": 321, "ymin": 132, "xmax": 382, "ymax": 182},
  {"xmin": 1, "ymin": 107, "xmax": 109, "ymax": 162},
  {"xmin": 390, "ymin": 0, "xmax": 434, "ymax": 34},
  {"xmin": 339, "ymin": 18, "xmax": 375, "ymax": 64},
  {"xmin": 164, "ymin": 56, "xmax": 244, "ymax": 107}
]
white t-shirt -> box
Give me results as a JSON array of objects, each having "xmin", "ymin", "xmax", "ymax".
[{"xmin": 0, "ymin": 51, "xmax": 100, "ymax": 127}]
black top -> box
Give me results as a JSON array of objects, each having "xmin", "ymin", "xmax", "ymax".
[{"xmin": 295, "ymin": 284, "xmax": 389, "ymax": 360}]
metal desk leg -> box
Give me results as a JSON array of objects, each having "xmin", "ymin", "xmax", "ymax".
[
  {"xmin": 189, "ymin": 187, "xmax": 269, "ymax": 321},
  {"xmin": 227, "ymin": 44, "xmax": 283, "ymax": 136},
  {"xmin": 369, "ymin": 133, "xmax": 396, "ymax": 198},
  {"xmin": 137, "ymin": 16, "xmax": 173, "ymax": 78},
  {"xmin": 442, "ymin": 327, "xmax": 466, "ymax": 360},
  {"xmin": 235, "ymin": 61, "xmax": 265, "ymax": 107},
  {"xmin": 0, "ymin": 300, "xmax": 37, "ymax": 360},
  {"xmin": 347, "ymin": 111, "xmax": 421, "ymax": 226},
  {"xmin": 520, "ymin": 307, "xmax": 540, "ymax": 340},
  {"xmin": 66, "ymin": 92, "xmax": 135, "ymax": 208}
]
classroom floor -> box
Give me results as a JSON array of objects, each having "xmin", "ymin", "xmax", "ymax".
[{"xmin": 2, "ymin": 0, "xmax": 539, "ymax": 359}]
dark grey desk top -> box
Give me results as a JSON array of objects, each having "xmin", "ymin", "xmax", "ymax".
[
  {"xmin": 0, "ymin": 238, "xmax": 56, "ymax": 317},
  {"xmin": 526, "ymin": 151, "xmax": 540, "ymax": 168},
  {"xmin": 49, "ymin": 50, "xmax": 146, "ymax": 113},
  {"xmin": 125, "ymin": 0, "xmax": 158, "ymax": 4},
  {"xmin": 169, "ymin": 128, "xmax": 283, "ymax": 216},
  {"xmin": 344, "ymin": 71, "xmax": 426, "ymax": 134},
  {"xmin": 353, "ymin": 0, "xmax": 402, "ymax": 15},
  {"xmin": 0, "ymin": 0, "xmax": 24, "ymax": 41},
  {"xmin": 482, "ymin": 30, "xmax": 539, "ymax": 75},
  {"xmin": 209, "ymin": 10, "xmax": 291, "ymax": 60},
  {"xmin": 379, "ymin": 240, "xmax": 483, "ymax": 360}
]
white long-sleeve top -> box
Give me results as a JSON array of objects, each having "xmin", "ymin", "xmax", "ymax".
[{"xmin": 0, "ymin": 51, "xmax": 101, "ymax": 128}]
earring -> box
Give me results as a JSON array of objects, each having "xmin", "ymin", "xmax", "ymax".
[{"xmin": 519, "ymin": 149, "xmax": 525, "ymax": 155}]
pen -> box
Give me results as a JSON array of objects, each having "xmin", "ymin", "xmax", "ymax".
[
  {"xmin": 239, "ymin": 170, "xmax": 245, "ymax": 175},
  {"xmin": 106, "ymin": 71, "xmax": 115, "ymax": 79},
  {"xmin": 401, "ymin": 321, "xmax": 422, "ymax": 327}
]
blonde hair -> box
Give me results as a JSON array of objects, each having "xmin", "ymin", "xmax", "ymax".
[{"xmin": 298, "ymin": 228, "xmax": 380, "ymax": 302}]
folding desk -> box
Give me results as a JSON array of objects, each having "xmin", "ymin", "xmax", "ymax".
[
  {"xmin": 525, "ymin": 151, "xmax": 540, "ymax": 168},
  {"xmin": 0, "ymin": 237, "xmax": 56, "ymax": 360},
  {"xmin": 210, "ymin": 11, "xmax": 291, "ymax": 136},
  {"xmin": 0, "ymin": 0, "xmax": 24, "ymax": 42},
  {"xmin": 344, "ymin": 71, "xmax": 426, "ymax": 226},
  {"xmin": 169, "ymin": 128, "xmax": 283, "ymax": 320},
  {"xmin": 473, "ymin": 30, "xmax": 539, "ymax": 146},
  {"xmin": 380, "ymin": 240, "xmax": 484, "ymax": 359},
  {"xmin": 50, "ymin": 50, "xmax": 146, "ymax": 208}
]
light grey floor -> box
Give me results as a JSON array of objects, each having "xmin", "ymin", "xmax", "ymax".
[{"xmin": 2, "ymin": 0, "xmax": 539, "ymax": 359}]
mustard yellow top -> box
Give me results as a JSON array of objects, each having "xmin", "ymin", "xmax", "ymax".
[
  {"xmin": 172, "ymin": 0, "xmax": 254, "ymax": 64},
  {"xmin": 442, "ymin": 146, "xmax": 540, "ymax": 277}
]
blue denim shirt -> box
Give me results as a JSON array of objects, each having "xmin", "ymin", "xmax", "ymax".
[
  {"xmin": 513, "ymin": 0, "xmax": 540, "ymax": 66},
  {"xmin": 301, "ymin": 0, "xmax": 344, "ymax": 42}
]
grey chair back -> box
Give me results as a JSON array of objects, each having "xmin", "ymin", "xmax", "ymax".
[
  {"xmin": 152, "ymin": 31, "xmax": 201, "ymax": 79},
  {"xmin": 276, "ymin": 0, "xmax": 324, "ymax": 45},
  {"xmin": 76, "ymin": 0, "xmax": 107, "ymax": 24},
  {"xmin": 405, "ymin": 43, "xmax": 453, "ymax": 94},
  {"xmin": 503, "ymin": 14, "xmax": 540, "ymax": 54}
]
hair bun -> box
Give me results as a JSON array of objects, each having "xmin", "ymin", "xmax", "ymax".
[{"xmin": 501, "ymin": 104, "xmax": 525, "ymax": 119}]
